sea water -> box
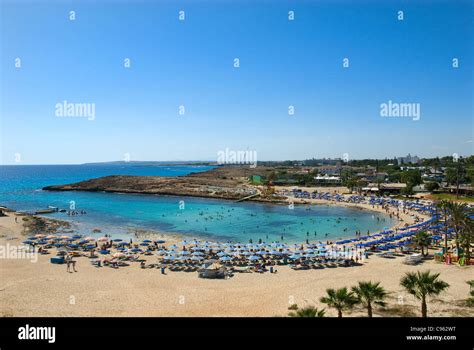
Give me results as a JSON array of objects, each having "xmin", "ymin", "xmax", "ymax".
[{"xmin": 0, "ymin": 164, "xmax": 395, "ymax": 243}]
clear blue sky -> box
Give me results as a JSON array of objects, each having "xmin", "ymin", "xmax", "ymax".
[{"xmin": 1, "ymin": 0, "xmax": 472, "ymax": 165}]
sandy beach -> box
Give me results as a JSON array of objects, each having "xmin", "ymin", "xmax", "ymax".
[
  {"xmin": 274, "ymin": 185, "xmax": 431, "ymax": 234},
  {"xmin": 1, "ymin": 212, "xmax": 472, "ymax": 317}
]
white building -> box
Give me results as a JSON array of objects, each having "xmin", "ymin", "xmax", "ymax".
[{"xmin": 314, "ymin": 175, "xmax": 342, "ymax": 184}]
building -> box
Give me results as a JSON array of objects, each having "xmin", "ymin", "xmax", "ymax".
[
  {"xmin": 412, "ymin": 184, "xmax": 428, "ymax": 193},
  {"xmin": 441, "ymin": 185, "xmax": 474, "ymax": 196},
  {"xmin": 397, "ymin": 154, "xmax": 420, "ymax": 166},
  {"xmin": 314, "ymin": 175, "xmax": 342, "ymax": 185},
  {"xmin": 363, "ymin": 183, "xmax": 407, "ymax": 195},
  {"xmin": 316, "ymin": 165, "xmax": 340, "ymax": 176}
]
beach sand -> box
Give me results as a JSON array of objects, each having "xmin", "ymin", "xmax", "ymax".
[{"xmin": 0, "ymin": 212, "xmax": 472, "ymax": 317}]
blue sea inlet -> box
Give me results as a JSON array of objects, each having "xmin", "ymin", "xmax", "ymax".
[{"xmin": 0, "ymin": 164, "xmax": 395, "ymax": 243}]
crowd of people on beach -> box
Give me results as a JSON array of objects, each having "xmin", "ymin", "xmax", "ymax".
[{"xmin": 17, "ymin": 194, "xmax": 452, "ymax": 277}]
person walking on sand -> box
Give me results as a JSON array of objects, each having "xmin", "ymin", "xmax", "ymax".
[
  {"xmin": 72, "ymin": 259, "xmax": 77, "ymax": 272},
  {"xmin": 65, "ymin": 254, "xmax": 72, "ymax": 273}
]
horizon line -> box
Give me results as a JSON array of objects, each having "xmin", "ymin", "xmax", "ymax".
[{"xmin": 1, "ymin": 155, "xmax": 472, "ymax": 166}]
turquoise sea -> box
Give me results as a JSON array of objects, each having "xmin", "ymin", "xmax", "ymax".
[{"xmin": 0, "ymin": 164, "xmax": 395, "ymax": 243}]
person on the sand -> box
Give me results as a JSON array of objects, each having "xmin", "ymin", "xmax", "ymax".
[
  {"xmin": 65, "ymin": 254, "xmax": 72, "ymax": 272},
  {"xmin": 71, "ymin": 259, "xmax": 77, "ymax": 272}
]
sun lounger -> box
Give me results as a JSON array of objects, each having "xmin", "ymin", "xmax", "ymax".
[{"xmin": 50, "ymin": 256, "xmax": 65, "ymax": 264}]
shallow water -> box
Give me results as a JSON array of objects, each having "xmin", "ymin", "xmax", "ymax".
[{"xmin": 0, "ymin": 164, "xmax": 396, "ymax": 243}]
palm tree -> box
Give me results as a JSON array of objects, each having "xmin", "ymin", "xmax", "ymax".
[
  {"xmin": 351, "ymin": 281, "xmax": 387, "ymax": 317},
  {"xmin": 447, "ymin": 202, "xmax": 468, "ymax": 253},
  {"xmin": 413, "ymin": 231, "xmax": 431, "ymax": 256},
  {"xmin": 435, "ymin": 200, "xmax": 451, "ymax": 255},
  {"xmin": 459, "ymin": 215, "xmax": 473, "ymax": 264},
  {"xmin": 467, "ymin": 280, "xmax": 474, "ymax": 306},
  {"xmin": 400, "ymin": 271, "xmax": 450, "ymax": 317},
  {"xmin": 288, "ymin": 306, "xmax": 326, "ymax": 317},
  {"xmin": 320, "ymin": 287, "xmax": 358, "ymax": 318}
]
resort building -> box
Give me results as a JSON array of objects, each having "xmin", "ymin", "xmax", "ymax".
[
  {"xmin": 316, "ymin": 165, "xmax": 340, "ymax": 175},
  {"xmin": 314, "ymin": 175, "xmax": 342, "ymax": 185},
  {"xmin": 441, "ymin": 184, "xmax": 474, "ymax": 195},
  {"xmin": 363, "ymin": 183, "xmax": 407, "ymax": 195},
  {"xmin": 412, "ymin": 184, "xmax": 428, "ymax": 193}
]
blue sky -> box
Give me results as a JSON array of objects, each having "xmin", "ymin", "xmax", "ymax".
[{"xmin": 1, "ymin": 0, "xmax": 472, "ymax": 164}]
